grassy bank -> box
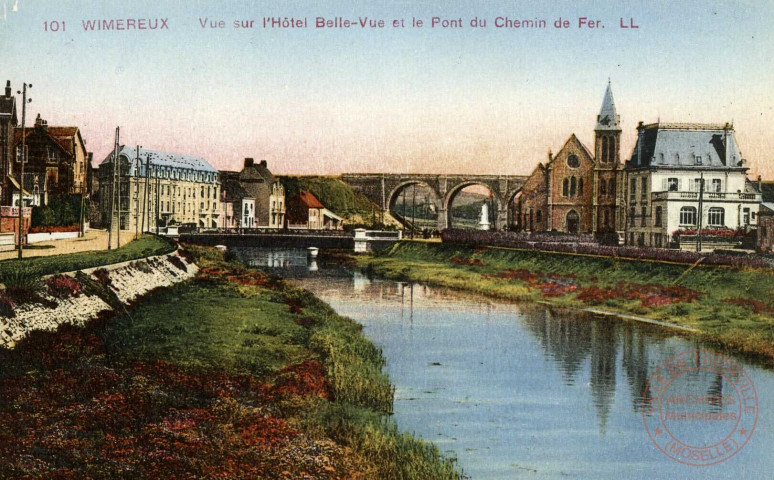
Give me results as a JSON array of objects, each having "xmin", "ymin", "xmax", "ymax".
[
  {"xmin": 0, "ymin": 244, "xmax": 462, "ymax": 479},
  {"xmin": 362, "ymin": 241, "xmax": 774, "ymax": 363},
  {"xmin": 0, "ymin": 234, "xmax": 176, "ymax": 277}
]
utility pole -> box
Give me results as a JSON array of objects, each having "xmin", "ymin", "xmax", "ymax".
[
  {"xmin": 135, "ymin": 146, "xmax": 140, "ymax": 239},
  {"xmin": 107, "ymin": 127, "xmax": 119, "ymax": 250},
  {"xmin": 697, "ymin": 171, "xmax": 705, "ymax": 252},
  {"xmin": 16, "ymin": 83, "xmax": 31, "ymax": 259},
  {"xmin": 155, "ymin": 170, "xmax": 160, "ymax": 235},
  {"xmin": 141, "ymin": 152, "xmax": 150, "ymax": 234},
  {"xmin": 411, "ymin": 185, "xmax": 416, "ymax": 239},
  {"xmin": 116, "ymin": 145, "xmax": 121, "ymax": 248}
]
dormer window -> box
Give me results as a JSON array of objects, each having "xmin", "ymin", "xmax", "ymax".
[
  {"xmin": 694, "ymin": 155, "xmax": 702, "ymax": 165},
  {"xmin": 659, "ymin": 153, "xmax": 665, "ymax": 164}
]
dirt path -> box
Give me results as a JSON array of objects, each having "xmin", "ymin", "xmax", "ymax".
[{"xmin": 0, "ymin": 229, "xmax": 137, "ymax": 261}]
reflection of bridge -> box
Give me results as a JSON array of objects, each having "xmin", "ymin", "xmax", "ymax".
[{"xmin": 341, "ymin": 173, "xmax": 529, "ymax": 230}]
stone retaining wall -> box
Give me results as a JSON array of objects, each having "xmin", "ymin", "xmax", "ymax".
[{"xmin": 0, "ymin": 250, "xmax": 198, "ymax": 348}]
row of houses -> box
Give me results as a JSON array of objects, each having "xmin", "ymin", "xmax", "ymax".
[
  {"xmin": 95, "ymin": 151, "xmax": 341, "ymax": 232},
  {"xmin": 515, "ymin": 82, "xmax": 764, "ymax": 251}
]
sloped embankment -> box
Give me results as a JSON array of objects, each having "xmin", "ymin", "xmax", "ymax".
[{"xmin": 0, "ymin": 251, "xmax": 197, "ymax": 348}]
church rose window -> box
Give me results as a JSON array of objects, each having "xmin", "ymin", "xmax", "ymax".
[{"xmin": 567, "ymin": 155, "xmax": 580, "ymax": 168}]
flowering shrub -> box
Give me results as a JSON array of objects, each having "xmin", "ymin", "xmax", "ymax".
[
  {"xmin": 723, "ymin": 298, "xmax": 774, "ymax": 314},
  {"xmin": 672, "ymin": 228, "xmax": 743, "ymax": 238},
  {"xmin": 484, "ymin": 268, "xmax": 579, "ymax": 297},
  {"xmin": 92, "ymin": 268, "xmax": 112, "ymax": 286},
  {"xmin": 45, "ymin": 275, "xmax": 82, "ymax": 299},
  {"xmin": 198, "ymin": 266, "xmax": 269, "ymax": 287},
  {"xmin": 442, "ymin": 229, "xmax": 768, "ymax": 268},
  {"xmin": 0, "ymin": 293, "xmax": 15, "ymax": 318},
  {"xmin": 450, "ymin": 256, "xmax": 484, "ymax": 266},
  {"xmin": 576, "ymin": 282, "xmax": 701, "ymax": 308}
]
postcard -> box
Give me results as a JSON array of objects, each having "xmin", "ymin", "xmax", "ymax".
[{"xmin": 0, "ymin": 1, "xmax": 771, "ymax": 479}]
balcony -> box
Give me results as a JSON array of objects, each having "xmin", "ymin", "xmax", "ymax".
[{"xmin": 651, "ymin": 191, "xmax": 761, "ymax": 202}]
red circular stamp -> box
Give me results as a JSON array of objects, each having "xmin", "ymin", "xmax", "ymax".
[{"xmin": 642, "ymin": 350, "xmax": 757, "ymax": 466}]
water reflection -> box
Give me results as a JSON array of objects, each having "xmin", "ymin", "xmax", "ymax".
[{"xmin": 245, "ymin": 249, "xmax": 772, "ymax": 480}]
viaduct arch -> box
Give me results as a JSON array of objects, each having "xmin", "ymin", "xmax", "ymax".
[{"xmin": 341, "ymin": 173, "xmax": 528, "ymax": 230}]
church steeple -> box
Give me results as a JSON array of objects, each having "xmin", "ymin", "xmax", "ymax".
[{"xmin": 596, "ymin": 80, "xmax": 620, "ymax": 131}]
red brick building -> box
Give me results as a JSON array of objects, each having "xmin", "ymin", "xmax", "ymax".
[{"xmin": 516, "ymin": 83, "xmax": 623, "ymax": 235}]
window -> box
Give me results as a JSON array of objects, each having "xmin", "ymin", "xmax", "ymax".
[
  {"xmin": 711, "ymin": 179, "xmax": 722, "ymax": 193},
  {"xmin": 655, "ymin": 206, "xmax": 662, "ymax": 227},
  {"xmin": 601, "ymin": 137, "xmax": 609, "ymax": 163},
  {"xmin": 680, "ymin": 206, "xmax": 697, "ymax": 226},
  {"xmin": 667, "ymin": 178, "xmax": 678, "ymax": 192},
  {"xmin": 578, "ymin": 178, "xmax": 584, "ymax": 196},
  {"xmin": 743, "ymin": 208, "xmax": 750, "ymax": 225},
  {"xmin": 629, "ymin": 207, "xmax": 635, "ymax": 226},
  {"xmin": 641, "ymin": 206, "xmax": 647, "ymax": 227},
  {"xmin": 603, "ymin": 209, "xmax": 610, "ymax": 228},
  {"xmin": 708, "ymin": 207, "xmax": 724, "ymax": 226},
  {"xmin": 600, "ymin": 179, "xmax": 607, "ymax": 195},
  {"xmin": 607, "ymin": 137, "xmax": 615, "ymax": 162},
  {"xmin": 641, "ymin": 177, "xmax": 647, "ymax": 200},
  {"xmin": 567, "ymin": 154, "xmax": 580, "ymax": 168},
  {"xmin": 695, "ymin": 155, "xmax": 703, "ymax": 165},
  {"xmin": 691, "ymin": 178, "xmax": 702, "ymax": 192},
  {"xmin": 630, "ymin": 178, "xmax": 637, "ymax": 202},
  {"xmin": 563, "ymin": 178, "xmax": 569, "ymax": 196},
  {"xmin": 608, "ymin": 179, "xmax": 615, "ymax": 196},
  {"xmin": 570, "ymin": 177, "xmax": 577, "ymax": 196},
  {"xmin": 536, "ymin": 210, "xmax": 542, "ymax": 224},
  {"xmin": 659, "ymin": 153, "xmax": 665, "ymax": 164}
]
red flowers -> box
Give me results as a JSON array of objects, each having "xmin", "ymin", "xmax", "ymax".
[
  {"xmin": 450, "ymin": 256, "xmax": 484, "ymax": 266},
  {"xmin": 45, "ymin": 275, "xmax": 83, "ymax": 299}
]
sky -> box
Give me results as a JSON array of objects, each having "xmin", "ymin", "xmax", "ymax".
[{"xmin": 1, "ymin": 0, "xmax": 772, "ymax": 178}]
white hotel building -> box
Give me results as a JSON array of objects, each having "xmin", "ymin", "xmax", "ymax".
[{"xmin": 623, "ymin": 122, "xmax": 760, "ymax": 248}]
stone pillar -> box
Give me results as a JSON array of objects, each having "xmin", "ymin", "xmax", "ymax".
[
  {"xmin": 497, "ymin": 205, "xmax": 508, "ymax": 231},
  {"xmin": 437, "ymin": 209, "xmax": 448, "ymax": 231}
]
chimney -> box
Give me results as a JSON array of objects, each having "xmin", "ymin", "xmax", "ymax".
[
  {"xmin": 34, "ymin": 113, "xmax": 47, "ymax": 131},
  {"xmin": 244, "ymin": 157, "xmax": 254, "ymax": 168},
  {"xmin": 4, "ymin": 80, "xmax": 10, "ymax": 98},
  {"xmin": 758, "ymin": 175, "xmax": 762, "ymax": 194},
  {"xmin": 259, "ymin": 160, "xmax": 267, "ymax": 168}
]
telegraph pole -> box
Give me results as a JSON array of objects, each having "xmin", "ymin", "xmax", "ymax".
[
  {"xmin": 16, "ymin": 83, "xmax": 31, "ymax": 259},
  {"xmin": 411, "ymin": 185, "xmax": 416, "ymax": 239},
  {"xmin": 107, "ymin": 127, "xmax": 119, "ymax": 250},
  {"xmin": 696, "ymin": 171, "xmax": 705, "ymax": 252},
  {"xmin": 134, "ymin": 146, "xmax": 140, "ymax": 239},
  {"xmin": 141, "ymin": 152, "xmax": 150, "ymax": 234}
]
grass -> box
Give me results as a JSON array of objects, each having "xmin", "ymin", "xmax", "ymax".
[
  {"xmin": 361, "ymin": 241, "xmax": 774, "ymax": 363},
  {"xmin": 97, "ymin": 244, "xmax": 461, "ymax": 479},
  {"xmin": 0, "ymin": 234, "xmax": 176, "ymax": 278}
]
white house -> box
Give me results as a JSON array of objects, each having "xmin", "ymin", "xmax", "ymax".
[{"xmin": 623, "ymin": 122, "xmax": 760, "ymax": 248}]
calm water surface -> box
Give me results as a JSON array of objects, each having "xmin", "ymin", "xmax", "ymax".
[{"xmin": 234, "ymin": 248, "xmax": 774, "ymax": 480}]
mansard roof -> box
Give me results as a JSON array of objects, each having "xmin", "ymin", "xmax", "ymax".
[
  {"xmin": 627, "ymin": 122, "xmax": 744, "ymax": 170},
  {"xmin": 102, "ymin": 145, "xmax": 218, "ymax": 177},
  {"xmin": 595, "ymin": 82, "xmax": 620, "ymax": 131}
]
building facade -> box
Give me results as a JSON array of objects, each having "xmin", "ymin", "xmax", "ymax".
[
  {"xmin": 0, "ymin": 81, "xmax": 18, "ymax": 206},
  {"xmin": 10, "ymin": 114, "xmax": 89, "ymax": 206},
  {"xmin": 286, "ymin": 190, "xmax": 343, "ymax": 230},
  {"xmin": 218, "ymin": 170, "xmax": 254, "ymax": 229},
  {"xmin": 623, "ymin": 122, "xmax": 760, "ymax": 248},
  {"xmin": 233, "ymin": 158, "xmax": 285, "ymax": 228},
  {"xmin": 516, "ymin": 83, "xmax": 623, "ymax": 235},
  {"xmin": 98, "ymin": 146, "xmax": 220, "ymax": 232}
]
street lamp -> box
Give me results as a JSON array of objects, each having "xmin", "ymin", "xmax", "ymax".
[{"xmin": 16, "ymin": 83, "xmax": 31, "ymax": 259}]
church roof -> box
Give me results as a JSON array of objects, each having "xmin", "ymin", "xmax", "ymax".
[
  {"xmin": 627, "ymin": 122, "xmax": 744, "ymax": 170},
  {"xmin": 595, "ymin": 82, "xmax": 620, "ymax": 131}
]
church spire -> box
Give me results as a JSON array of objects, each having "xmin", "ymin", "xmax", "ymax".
[{"xmin": 596, "ymin": 80, "xmax": 620, "ymax": 131}]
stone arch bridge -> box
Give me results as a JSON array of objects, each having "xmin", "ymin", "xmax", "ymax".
[{"xmin": 341, "ymin": 173, "xmax": 528, "ymax": 230}]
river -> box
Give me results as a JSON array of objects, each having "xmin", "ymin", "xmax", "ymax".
[{"xmin": 233, "ymin": 247, "xmax": 773, "ymax": 480}]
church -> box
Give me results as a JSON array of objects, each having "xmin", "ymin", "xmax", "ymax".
[{"xmin": 516, "ymin": 83, "xmax": 623, "ymax": 236}]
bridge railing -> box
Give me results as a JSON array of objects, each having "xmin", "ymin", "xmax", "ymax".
[{"xmin": 183, "ymin": 227, "xmax": 352, "ymax": 237}]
